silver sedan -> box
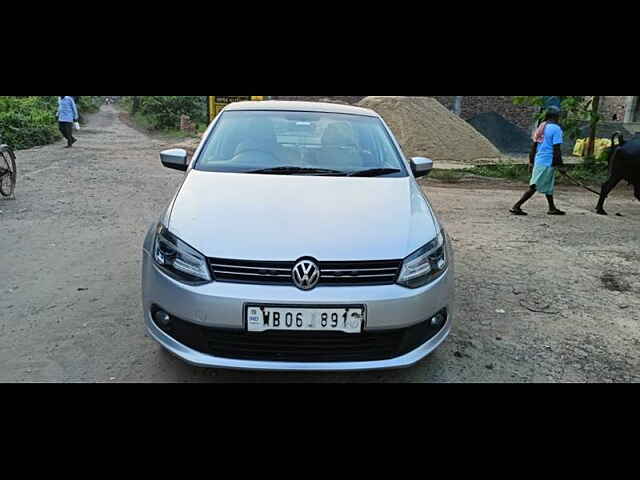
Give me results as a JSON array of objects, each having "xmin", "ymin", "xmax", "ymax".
[{"xmin": 142, "ymin": 101, "xmax": 455, "ymax": 371}]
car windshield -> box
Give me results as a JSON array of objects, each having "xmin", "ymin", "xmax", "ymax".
[{"xmin": 195, "ymin": 110, "xmax": 408, "ymax": 177}]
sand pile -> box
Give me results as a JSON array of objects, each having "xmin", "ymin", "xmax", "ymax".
[
  {"xmin": 357, "ymin": 96, "xmax": 502, "ymax": 164},
  {"xmin": 468, "ymin": 112, "xmax": 532, "ymax": 154}
]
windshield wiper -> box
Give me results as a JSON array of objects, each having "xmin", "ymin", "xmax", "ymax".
[
  {"xmin": 347, "ymin": 168, "xmax": 402, "ymax": 177},
  {"xmin": 245, "ymin": 166, "xmax": 347, "ymax": 176}
]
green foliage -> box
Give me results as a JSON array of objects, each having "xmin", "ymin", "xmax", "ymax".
[
  {"xmin": 0, "ymin": 96, "xmax": 61, "ymax": 149},
  {"xmin": 0, "ymin": 96, "xmax": 104, "ymax": 150},
  {"xmin": 77, "ymin": 96, "xmax": 105, "ymax": 113},
  {"xmin": 465, "ymin": 162, "xmax": 609, "ymax": 186},
  {"xmin": 596, "ymin": 147, "xmax": 612, "ymax": 164},
  {"xmin": 513, "ymin": 96, "xmax": 595, "ymax": 141},
  {"xmin": 466, "ymin": 164, "xmax": 531, "ymax": 182},
  {"xmin": 121, "ymin": 96, "xmax": 207, "ymax": 130},
  {"xmin": 566, "ymin": 160, "xmax": 608, "ymax": 185},
  {"xmin": 119, "ymin": 96, "xmax": 133, "ymax": 111}
]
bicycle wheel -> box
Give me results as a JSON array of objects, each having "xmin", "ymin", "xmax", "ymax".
[{"xmin": 0, "ymin": 150, "xmax": 16, "ymax": 197}]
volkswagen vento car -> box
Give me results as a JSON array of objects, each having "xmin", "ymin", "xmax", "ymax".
[{"xmin": 142, "ymin": 101, "xmax": 455, "ymax": 371}]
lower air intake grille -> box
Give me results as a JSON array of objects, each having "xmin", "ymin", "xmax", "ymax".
[{"xmin": 153, "ymin": 310, "xmax": 448, "ymax": 363}]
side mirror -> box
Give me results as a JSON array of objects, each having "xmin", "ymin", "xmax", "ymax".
[
  {"xmin": 160, "ymin": 149, "xmax": 189, "ymax": 172},
  {"xmin": 410, "ymin": 157, "xmax": 434, "ymax": 178}
]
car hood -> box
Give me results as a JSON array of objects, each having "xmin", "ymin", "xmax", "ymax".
[{"xmin": 168, "ymin": 171, "xmax": 438, "ymax": 261}]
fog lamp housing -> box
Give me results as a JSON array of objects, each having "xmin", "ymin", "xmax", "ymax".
[
  {"xmin": 430, "ymin": 309, "xmax": 448, "ymax": 328},
  {"xmin": 154, "ymin": 309, "xmax": 172, "ymax": 327}
]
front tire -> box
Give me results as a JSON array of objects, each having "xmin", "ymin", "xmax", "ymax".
[{"xmin": 0, "ymin": 151, "xmax": 16, "ymax": 198}]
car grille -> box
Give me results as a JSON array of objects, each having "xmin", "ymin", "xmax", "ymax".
[
  {"xmin": 153, "ymin": 310, "xmax": 447, "ymax": 363},
  {"xmin": 208, "ymin": 258, "xmax": 402, "ymax": 287}
]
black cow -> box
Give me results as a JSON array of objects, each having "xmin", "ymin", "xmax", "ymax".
[{"xmin": 596, "ymin": 133, "xmax": 640, "ymax": 215}]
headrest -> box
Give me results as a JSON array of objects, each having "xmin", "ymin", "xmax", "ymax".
[
  {"xmin": 246, "ymin": 117, "xmax": 277, "ymax": 144},
  {"xmin": 322, "ymin": 123, "xmax": 356, "ymax": 147}
]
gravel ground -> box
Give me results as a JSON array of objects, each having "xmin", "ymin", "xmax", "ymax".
[{"xmin": 1, "ymin": 106, "xmax": 638, "ymax": 383}]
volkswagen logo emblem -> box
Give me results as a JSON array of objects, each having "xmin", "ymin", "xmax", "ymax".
[{"xmin": 292, "ymin": 259, "xmax": 320, "ymax": 291}]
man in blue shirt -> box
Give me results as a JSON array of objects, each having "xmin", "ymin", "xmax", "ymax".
[
  {"xmin": 511, "ymin": 107, "xmax": 566, "ymax": 216},
  {"xmin": 57, "ymin": 96, "xmax": 79, "ymax": 148}
]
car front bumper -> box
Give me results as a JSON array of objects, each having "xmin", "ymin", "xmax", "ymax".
[
  {"xmin": 142, "ymin": 238, "xmax": 455, "ymax": 372},
  {"xmin": 145, "ymin": 307, "xmax": 452, "ymax": 371}
]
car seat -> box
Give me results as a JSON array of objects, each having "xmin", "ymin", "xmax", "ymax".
[
  {"xmin": 234, "ymin": 117, "xmax": 278, "ymax": 154},
  {"xmin": 233, "ymin": 117, "xmax": 300, "ymax": 165},
  {"xmin": 317, "ymin": 123, "xmax": 362, "ymax": 169}
]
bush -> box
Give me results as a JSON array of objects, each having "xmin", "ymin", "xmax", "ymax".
[
  {"xmin": 122, "ymin": 96, "xmax": 207, "ymax": 130},
  {"xmin": 467, "ymin": 164, "xmax": 530, "ymax": 182},
  {"xmin": 0, "ymin": 96, "xmax": 105, "ymax": 150},
  {"xmin": 0, "ymin": 96, "xmax": 61, "ymax": 149},
  {"xmin": 569, "ymin": 159, "xmax": 609, "ymax": 185},
  {"xmin": 466, "ymin": 162, "xmax": 609, "ymax": 186},
  {"xmin": 76, "ymin": 96, "xmax": 105, "ymax": 114}
]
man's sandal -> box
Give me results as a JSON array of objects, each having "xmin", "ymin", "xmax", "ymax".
[
  {"xmin": 510, "ymin": 208, "xmax": 528, "ymax": 216},
  {"xmin": 547, "ymin": 209, "xmax": 566, "ymax": 216}
]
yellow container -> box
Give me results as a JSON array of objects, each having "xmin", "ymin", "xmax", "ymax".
[
  {"xmin": 594, "ymin": 139, "xmax": 612, "ymax": 158},
  {"xmin": 573, "ymin": 138, "xmax": 612, "ymax": 157},
  {"xmin": 573, "ymin": 138, "xmax": 586, "ymax": 157}
]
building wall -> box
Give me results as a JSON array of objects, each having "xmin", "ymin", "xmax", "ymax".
[
  {"xmin": 600, "ymin": 96, "xmax": 629, "ymax": 122},
  {"xmin": 433, "ymin": 96, "xmax": 537, "ymax": 131}
]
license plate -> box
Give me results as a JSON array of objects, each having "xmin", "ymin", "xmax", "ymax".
[{"xmin": 246, "ymin": 306, "xmax": 365, "ymax": 334}]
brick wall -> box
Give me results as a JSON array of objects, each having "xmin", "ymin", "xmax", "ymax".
[
  {"xmin": 600, "ymin": 96, "xmax": 629, "ymax": 122},
  {"xmin": 432, "ymin": 96, "xmax": 537, "ymax": 131},
  {"xmin": 431, "ymin": 96, "xmax": 640, "ymax": 127}
]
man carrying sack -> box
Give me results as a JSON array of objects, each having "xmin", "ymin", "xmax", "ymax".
[{"xmin": 510, "ymin": 106, "xmax": 566, "ymax": 216}]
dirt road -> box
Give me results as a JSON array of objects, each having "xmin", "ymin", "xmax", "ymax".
[{"xmin": 1, "ymin": 106, "xmax": 638, "ymax": 382}]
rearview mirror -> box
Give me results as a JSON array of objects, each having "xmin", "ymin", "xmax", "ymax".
[
  {"xmin": 160, "ymin": 149, "xmax": 189, "ymax": 172},
  {"xmin": 410, "ymin": 157, "xmax": 434, "ymax": 178}
]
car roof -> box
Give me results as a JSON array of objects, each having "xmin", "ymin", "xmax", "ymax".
[{"xmin": 224, "ymin": 100, "xmax": 378, "ymax": 117}]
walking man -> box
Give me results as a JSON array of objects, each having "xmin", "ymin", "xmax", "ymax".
[
  {"xmin": 511, "ymin": 106, "xmax": 566, "ymax": 216},
  {"xmin": 57, "ymin": 96, "xmax": 79, "ymax": 148}
]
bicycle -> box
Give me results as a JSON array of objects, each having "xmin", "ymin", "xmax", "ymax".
[{"xmin": 0, "ymin": 139, "xmax": 17, "ymax": 198}]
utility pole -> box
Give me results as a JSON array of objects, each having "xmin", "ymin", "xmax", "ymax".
[{"xmin": 453, "ymin": 96, "xmax": 463, "ymax": 116}]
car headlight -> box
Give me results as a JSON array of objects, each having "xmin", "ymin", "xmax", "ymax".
[
  {"xmin": 397, "ymin": 230, "xmax": 448, "ymax": 289},
  {"xmin": 153, "ymin": 224, "xmax": 212, "ymax": 284}
]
